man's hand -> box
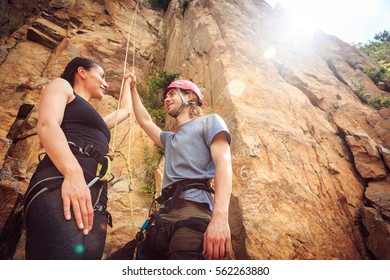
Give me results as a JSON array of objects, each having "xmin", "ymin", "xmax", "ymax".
[{"xmin": 202, "ymin": 212, "xmax": 231, "ymax": 260}]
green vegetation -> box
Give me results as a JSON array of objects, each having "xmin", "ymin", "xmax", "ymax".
[
  {"xmin": 356, "ymin": 30, "xmax": 390, "ymax": 83},
  {"xmin": 363, "ymin": 68, "xmax": 384, "ymax": 84},
  {"xmin": 138, "ymin": 69, "xmax": 179, "ymax": 196},
  {"xmin": 351, "ymin": 81, "xmax": 368, "ymax": 104},
  {"xmin": 350, "ymin": 30, "xmax": 390, "ymax": 109},
  {"xmin": 138, "ymin": 69, "xmax": 179, "ymax": 128},
  {"xmin": 351, "ymin": 81, "xmax": 390, "ymax": 109},
  {"xmin": 366, "ymin": 96, "xmax": 390, "ymax": 109},
  {"xmin": 139, "ymin": 136, "xmax": 164, "ymax": 196},
  {"xmin": 351, "ymin": 81, "xmax": 365, "ymax": 95}
]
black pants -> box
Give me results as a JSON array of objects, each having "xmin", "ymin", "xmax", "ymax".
[
  {"xmin": 142, "ymin": 201, "xmax": 211, "ymax": 260},
  {"xmin": 24, "ymin": 182, "xmax": 108, "ymax": 260}
]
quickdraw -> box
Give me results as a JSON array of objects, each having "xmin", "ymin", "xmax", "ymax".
[{"xmin": 96, "ymin": 155, "xmax": 112, "ymax": 182}]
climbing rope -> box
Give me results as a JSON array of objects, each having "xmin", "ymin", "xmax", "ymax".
[
  {"xmin": 126, "ymin": 0, "xmax": 139, "ymax": 233},
  {"xmin": 109, "ymin": 0, "xmax": 139, "ymax": 157},
  {"xmin": 107, "ymin": 0, "xmax": 140, "ymax": 233}
]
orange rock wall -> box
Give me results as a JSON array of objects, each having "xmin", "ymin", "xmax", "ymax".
[{"xmin": 1, "ymin": 0, "xmax": 389, "ymax": 259}]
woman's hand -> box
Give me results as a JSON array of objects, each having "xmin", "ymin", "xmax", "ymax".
[
  {"xmin": 123, "ymin": 72, "xmax": 133, "ymax": 87},
  {"xmin": 61, "ymin": 171, "xmax": 93, "ymax": 235},
  {"xmin": 103, "ymin": 73, "xmax": 133, "ymax": 128}
]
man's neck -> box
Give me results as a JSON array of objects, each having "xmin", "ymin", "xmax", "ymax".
[{"xmin": 176, "ymin": 109, "xmax": 196, "ymax": 127}]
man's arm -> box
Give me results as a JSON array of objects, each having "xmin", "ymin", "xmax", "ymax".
[
  {"xmin": 203, "ymin": 131, "xmax": 232, "ymax": 260},
  {"xmin": 128, "ymin": 73, "xmax": 162, "ymax": 147}
]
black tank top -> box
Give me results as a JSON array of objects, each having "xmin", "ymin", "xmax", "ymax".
[
  {"xmin": 61, "ymin": 93, "xmax": 110, "ymax": 154},
  {"xmin": 32, "ymin": 93, "xmax": 111, "ymax": 182}
]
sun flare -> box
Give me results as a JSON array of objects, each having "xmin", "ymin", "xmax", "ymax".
[{"xmin": 267, "ymin": 0, "xmax": 382, "ymax": 42}]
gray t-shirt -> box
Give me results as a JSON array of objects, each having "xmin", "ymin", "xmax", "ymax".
[{"xmin": 160, "ymin": 114, "xmax": 231, "ymax": 211}]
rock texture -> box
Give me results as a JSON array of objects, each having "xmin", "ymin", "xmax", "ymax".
[{"xmin": 0, "ymin": 0, "xmax": 389, "ymax": 260}]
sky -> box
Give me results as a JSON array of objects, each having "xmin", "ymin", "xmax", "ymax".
[{"xmin": 265, "ymin": 0, "xmax": 390, "ymax": 44}]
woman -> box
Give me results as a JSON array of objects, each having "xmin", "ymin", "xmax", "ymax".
[{"xmin": 24, "ymin": 57, "xmax": 132, "ymax": 259}]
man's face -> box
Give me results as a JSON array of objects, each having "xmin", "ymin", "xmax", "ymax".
[{"xmin": 164, "ymin": 88, "xmax": 182, "ymax": 116}]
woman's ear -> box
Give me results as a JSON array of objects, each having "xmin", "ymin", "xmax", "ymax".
[{"xmin": 77, "ymin": 67, "xmax": 86, "ymax": 79}]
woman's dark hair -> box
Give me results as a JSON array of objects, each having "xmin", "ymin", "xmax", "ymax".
[{"xmin": 60, "ymin": 57, "xmax": 101, "ymax": 87}]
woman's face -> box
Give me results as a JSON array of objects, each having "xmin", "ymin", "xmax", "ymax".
[{"xmin": 85, "ymin": 65, "xmax": 109, "ymax": 100}]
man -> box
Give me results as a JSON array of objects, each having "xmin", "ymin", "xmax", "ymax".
[{"xmin": 129, "ymin": 74, "xmax": 232, "ymax": 260}]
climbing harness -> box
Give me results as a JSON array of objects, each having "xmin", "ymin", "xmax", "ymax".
[
  {"xmin": 106, "ymin": 207, "xmax": 211, "ymax": 260},
  {"xmin": 23, "ymin": 170, "xmax": 113, "ymax": 227},
  {"xmin": 67, "ymin": 137, "xmax": 114, "ymax": 183},
  {"xmin": 23, "ymin": 139, "xmax": 114, "ymax": 227},
  {"xmin": 23, "ymin": 171, "xmax": 64, "ymax": 216},
  {"xmin": 132, "ymin": 179, "xmax": 213, "ymax": 259},
  {"xmin": 106, "ymin": 178, "xmax": 214, "ymax": 260},
  {"xmin": 156, "ymin": 179, "xmax": 214, "ymax": 213},
  {"xmin": 134, "ymin": 210, "xmax": 211, "ymax": 260}
]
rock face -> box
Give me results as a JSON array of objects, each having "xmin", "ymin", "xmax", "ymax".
[{"xmin": 0, "ymin": 0, "xmax": 389, "ymax": 260}]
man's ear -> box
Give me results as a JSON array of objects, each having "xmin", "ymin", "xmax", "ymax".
[
  {"xmin": 185, "ymin": 91, "xmax": 194, "ymax": 102},
  {"xmin": 186, "ymin": 91, "xmax": 198, "ymax": 105}
]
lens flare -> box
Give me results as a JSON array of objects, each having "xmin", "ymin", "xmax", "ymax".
[
  {"xmin": 266, "ymin": 0, "xmax": 382, "ymax": 43},
  {"xmin": 264, "ymin": 47, "xmax": 276, "ymax": 59},
  {"xmin": 75, "ymin": 244, "xmax": 85, "ymax": 254},
  {"xmin": 228, "ymin": 80, "xmax": 246, "ymax": 97}
]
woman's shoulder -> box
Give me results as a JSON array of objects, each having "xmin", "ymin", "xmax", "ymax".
[
  {"xmin": 48, "ymin": 78, "xmax": 73, "ymax": 90},
  {"xmin": 43, "ymin": 78, "xmax": 74, "ymax": 100}
]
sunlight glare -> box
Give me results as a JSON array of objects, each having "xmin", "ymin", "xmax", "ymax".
[
  {"xmin": 267, "ymin": 0, "xmax": 382, "ymax": 42},
  {"xmin": 264, "ymin": 47, "xmax": 277, "ymax": 59},
  {"xmin": 228, "ymin": 80, "xmax": 246, "ymax": 97}
]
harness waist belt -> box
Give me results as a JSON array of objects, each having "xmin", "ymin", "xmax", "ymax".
[
  {"xmin": 66, "ymin": 135, "xmax": 107, "ymax": 164},
  {"xmin": 156, "ymin": 179, "xmax": 214, "ymax": 213}
]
